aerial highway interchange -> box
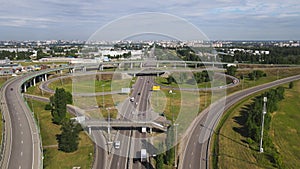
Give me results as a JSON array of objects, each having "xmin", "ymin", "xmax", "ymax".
[{"xmin": 0, "ymin": 60, "xmax": 299, "ymax": 169}]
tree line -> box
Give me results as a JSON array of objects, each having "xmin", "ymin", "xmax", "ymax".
[
  {"xmin": 155, "ymin": 125, "xmax": 176, "ymax": 169},
  {"xmin": 244, "ymin": 87, "xmax": 285, "ymax": 168},
  {"xmin": 45, "ymin": 88, "xmax": 82, "ymax": 153},
  {"xmin": 167, "ymin": 71, "xmax": 213, "ymax": 85},
  {"xmin": 219, "ymin": 47, "xmax": 300, "ymax": 64}
]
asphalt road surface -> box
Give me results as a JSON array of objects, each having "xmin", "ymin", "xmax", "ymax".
[
  {"xmin": 180, "ymin": 74, "xmax": 300, "ymax": 169},
  {"xmin": 2, "ymin": 75, "xmax": 41, "ymax": 169},
  {"xmin": 110, "ymin": 76, "xmax": 154, "ymax": 169}
]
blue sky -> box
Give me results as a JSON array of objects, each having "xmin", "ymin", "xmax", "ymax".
[{"xmin": 0, "ymin": 0, "xmax": 299, "ymax": 40}]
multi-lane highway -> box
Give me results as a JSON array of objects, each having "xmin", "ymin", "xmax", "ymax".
[
  {"xmin": 180, "ymin": 74, "xmax": 300, "ymax": 169},
  {"xmin": 110, "ymin": 75, "xmax": 154, "ymax": 169},
  {"xmin": 1, "ymin": 75, "xmax": 42, "ymax": 169}
]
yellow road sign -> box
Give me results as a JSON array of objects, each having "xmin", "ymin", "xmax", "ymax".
[{"xmin": 152, "ymin": 86, "xmax": 160, "ymax": 91}]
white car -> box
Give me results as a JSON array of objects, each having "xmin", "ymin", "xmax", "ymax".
[{"xmin": 114, "ymin": 141, "xmax": 120, "ymax": 149}]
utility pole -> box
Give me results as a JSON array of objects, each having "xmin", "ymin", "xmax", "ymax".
[{"xmin": 259, "ymin": 97, "xmax": 267, "ymax": 153}]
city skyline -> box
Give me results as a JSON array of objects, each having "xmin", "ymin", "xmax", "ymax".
[{"xmin": 0, "ymin": 0, "xmax": 300, "ymax": 40}]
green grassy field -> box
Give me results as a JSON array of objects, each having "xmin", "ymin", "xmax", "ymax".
[
  {"xmin": 213, "ymin": 94, "xmax": 266, "ymax": 169},
  {"xmin": 227, "ymin": 67, "xmax": 300, "ymax": 94},
  {"xmin": 26, "ymin": 99, "xmax": 94, "ymax": 169},
  {"xmin": 0, "ymin": 77, "xmax": 10, "ymax": 87},
  {"xmin": 0, "ymin": 77, "xmax": 11, "ymax": 148},
  {"xmin": 155, "ymin": 76, "xmax": 226, "ymax": 89},
  {"xmin": 213, "ymin": 81, "xmax": 300, "ymax": 169},
  {"xmin": 26, "ymin": 83, "xmax": 52, "ymax": 97},
  {"xmin": 48, "ymin": 76, "xmax": 135, "ymax": 94},
  {"xmin": 270, "ymin": 80, "xmax": 300, "ymax": 168}
]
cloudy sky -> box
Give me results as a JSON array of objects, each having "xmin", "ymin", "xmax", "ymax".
[{"xmin": 0, "ymin": 0, "xmax": 299, "ymax": 40}]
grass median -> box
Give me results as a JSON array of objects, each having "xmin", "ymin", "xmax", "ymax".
[{"xmin": 26, "ymin": 99, "xmax": 94, "ymax": 169}]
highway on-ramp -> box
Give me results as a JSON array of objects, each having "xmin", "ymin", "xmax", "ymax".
[{"xmin": 180, "ymin": 74, "xmax": 300, "ymax": 169}]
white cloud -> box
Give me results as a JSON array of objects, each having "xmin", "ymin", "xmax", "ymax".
[{"xmin": 0, "ymin": 0, "xmax": 299, "ymax": 40}]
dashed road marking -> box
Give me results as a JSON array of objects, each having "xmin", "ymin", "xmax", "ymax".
[
  {"xmin": 20, "ymin": 152, "xmax": 23, "ymax": 156},
  {"xmin": 21, "ymin": 140, "xmax": 23, "ymax": 144}
]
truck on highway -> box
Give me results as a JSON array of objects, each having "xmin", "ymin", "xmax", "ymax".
[
  {"xmin": 141, "ymin": 149, "xmax": 147, "ymax": 162},
  {"xmin": 130, "ymin": 97, "xmax": 135, "ymax": 102}
]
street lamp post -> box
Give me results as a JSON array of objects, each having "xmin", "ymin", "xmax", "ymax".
[
  {"xmin": 169, "ymin": 89, "xmax": 178, "ymax": 167},
  {"xmin": 169, "ymin": 90, "xmax": 175, "ymax": 123},
  {"xmin": 174, "ymin": 123, "xmax": 179, "ymax": 168},
  {"xmin": 259, "ymin": 97, "xmax": 267, "ymax": 153},
  {"xmin": 102, "ymin": 84, "xmax": 110, "ymax": 141}
]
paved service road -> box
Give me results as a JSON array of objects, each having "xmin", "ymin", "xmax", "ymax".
[
  {"xmin": 1, "ymin": 76, "xmax": 42, "ymax": 169},
  {"xmin": 180, "ymin": 74, "xmax": 300, "ymax": 169}
]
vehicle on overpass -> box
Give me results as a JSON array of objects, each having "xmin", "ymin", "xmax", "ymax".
[
  {"xmin": 141, "ymin": 149, "xmax": 147, "ymax": 162},
  {"xmin": 114, "ymin": 141, "xmax": 120, "ymax": 149}
]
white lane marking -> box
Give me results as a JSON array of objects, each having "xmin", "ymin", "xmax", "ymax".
[
  {"xmin": 19, "ymin": 123, "xmax": 22, "ymax": 127},
  {"xmin": 118, "ymin": 162, "xmax": 120, "ymax": 166},
  {"xmin": 189, "ymin": 163, "xmax": 192, "ymax": 168},
  {"xmin": 192, "ymin": 151, "xmax": 194, "ymax": 155},
  {"xmin": 18, "ymin": 117, "xmax": 20, "ymax": 121},
  {"xmin": 21, "ymin": 140, "xmax": 23, "ymax": 144},
  {"xmin": 20, "ymin": 151, "xmax": 23, "ymax": 156},
  {"xmin": 21, "ymin": 131, "xmax": 23, "ymax": 135},
  {"xmin": 19, "ymin": 166, "xmax": 21, "ymax": 169}
]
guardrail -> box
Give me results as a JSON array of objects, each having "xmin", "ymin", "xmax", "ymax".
[
  {"xmin": 0, "ymin": 66, "xmax": 71, "ymax": 169},
  {"xmin": 0, "ymin": 77, "xmax": 16, "ymax": 169}
]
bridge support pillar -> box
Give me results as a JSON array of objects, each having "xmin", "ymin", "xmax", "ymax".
[
  {"xmin": 173, "ymin": 63, "xmax": 176, "ymax": 69},
  {"xmin": 133, "ymin": 73, "xmax": 136, "ymax": 77},
  {"xmin": 140, "ymin": 62, "xmax": 143, "ymax": 68},
  {"xmin": 44, "ymin": 74, "xmax": 48, "ymax": 81},
  {"xmin": 184, "ymin": 63, "xmax": 187, "ymax": 68},
  {"xmin": 157, "ymin": 73, "xmax": 159, "ymax": 77},
  {"xmin": 118, "ymin": 63, "xmax": 122, "ymax": 69},
  {"xmin": 195, "ymin": 64, "xmax": 197, "ymax": 69},
  {"xmin": 88, "ymin": 127, "xmax": 91, "ymax": 135},
  {"xmin": 149, "ymin": 127, "xmax": 152, "ymax": 133},
  {"xmin": 156, "ymin": 63, "xmax": 159, "ymax": 68},
  {"xmin": 33, "ymin": 78, "xmax": 36, "ymax": 86},
  {"xmin": 130, "ymin": 63, "xmax": 133, "ymax": 69},
  {"xmin": 24, "ymin": 84, "xmax": 27, "ymax": 92},
  {"xmin": 99, "ymin": 65, "xmax": 103, "ymax": 71}
]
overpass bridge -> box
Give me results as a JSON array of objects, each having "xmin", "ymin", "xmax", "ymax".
[
  {"xmin": 83, "ymin": 60, "xmax": 229, "ymax": 71},
  {"xmin": 83, "ymin": 119, "xmax": 168, "ymax": 133}
]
